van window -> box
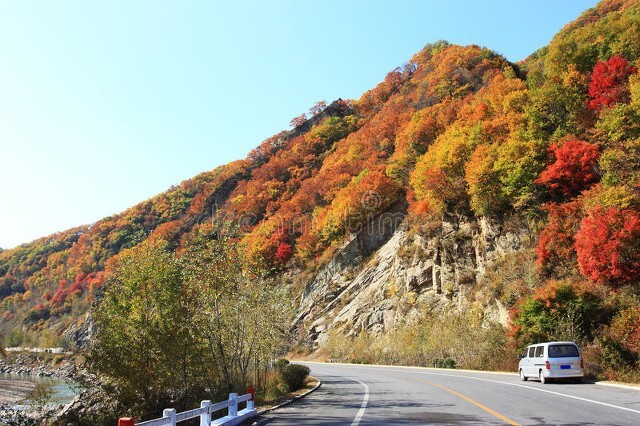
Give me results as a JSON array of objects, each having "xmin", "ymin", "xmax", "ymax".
[
  {"xmin": 548, "ymin": 344, "xmax": 579, "ymax": 358},
  {"xmin": 535, "ymin": 346, "xmax": 544, "ymax": 357},
  {"xmin": 528, "ymin": 347, "xmax": 535, "ymax": 358}
]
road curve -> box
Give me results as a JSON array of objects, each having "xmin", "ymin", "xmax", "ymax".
[{"xmin": 257, "ymin": 362, "xmax": 640, "ymax": 425}]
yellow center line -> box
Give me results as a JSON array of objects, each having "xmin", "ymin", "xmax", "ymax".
[{"xmin": 412, "ymin": 378, "xmax": 521, "ymax": 425}]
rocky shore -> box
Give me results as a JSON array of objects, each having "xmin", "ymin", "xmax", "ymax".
[
  {"xmin": 0, "ymin": 351, "xmax": 87, "ymax": 425},
  {"xmin": 0, "ymin": 352, "xmax": 82, "ymax": 380},
  {"xmin": 0, "ymin": 377, "xmax": 35, "ymax": 405}
]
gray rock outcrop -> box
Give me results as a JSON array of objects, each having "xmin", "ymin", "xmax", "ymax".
[{"xmin": 293, "ymin": 212, "xmax": 533, "ymax": 347}]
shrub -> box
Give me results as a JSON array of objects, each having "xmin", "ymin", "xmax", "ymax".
[
  {"xmin": 26, "ymin": 303, "xmax": 51, "ymax": 322},
  {"xmin": 280, "ymin": 364, "xmax": 310, "ymax": 392},
  {"xmin": 476, "ymin": 249, "xmax": 539, "ymax": 308},
  {"xmin": 27, "ymin": 382, "xmax": 53, "ymax": 413},
  {"xmin": 274, "ymin": 358, "xmax": 290, "ymax": 371},
  {"xmin": 262, "ymin": 370, "xmax": 290, "ymax": 401},
  {"xmin": 439, "ymin": 357, "xmax": 457, "ymax": 369},
  {"xmin": 511, "ymin": 279, "xmax": 611, "ymax": 346},
  {"xmin": 324, "ymin": 329, "xmax": 353, "ymax": 362},
  {"xmin": 597, "ymin": 306, "xmax": 640, "ymax": 381}
]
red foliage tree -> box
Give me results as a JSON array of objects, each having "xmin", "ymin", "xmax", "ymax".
[
  {"xmin": 274, "ymin": 241, "xmax": 293, "ymax": 265},
  {"xmin": 535, "ymin": 139, "xmax": 600, "ymax": 197},
  {"xmin": 69, "ymin": 281, "xmax": 83, "ymax": 296},
  {"xmin": 536, "ymin": 201, "xmax": 582, "ymax": 272},
  {"xmin": 575, "ymin": 207, "xmax": 640, "ymax": 286},
  {"xmin": 588, "ymin": 55, "xmax": 637, "ymax": 111},
  {"xmin": 246, "ymin": 226, "xmax": 294, "ymax": 269},
  {"xmin": 50, "ymin": 279, "xmax": 69, "ymax": 306}
]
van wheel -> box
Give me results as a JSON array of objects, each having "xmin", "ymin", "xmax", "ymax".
[
  {"xmin": 519, "ymin": 369, "xmax": 527, "ymax": 381},
  {"xmin": 539, "ymin": 370, "xmax": 548, "ymax": 384}
]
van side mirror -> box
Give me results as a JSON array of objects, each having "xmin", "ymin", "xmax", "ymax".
[{"xmin": 518, "ymin": 354, "xmax": 525, "ymax": 359}]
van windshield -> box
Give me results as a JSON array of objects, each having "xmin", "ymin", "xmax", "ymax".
[{"xmin": 548, "ymin": 344, "xmax": 579, "ymax": 358}]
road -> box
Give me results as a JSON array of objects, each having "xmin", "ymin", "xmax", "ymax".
[{"xmin": 257, "ymin": 362, "xmax": 640, "ymax": 425}]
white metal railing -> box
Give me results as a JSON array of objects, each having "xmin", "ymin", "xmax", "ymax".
[{"xmin": 118, "ymin": 390, "xmax": 256, "ymax": 426}]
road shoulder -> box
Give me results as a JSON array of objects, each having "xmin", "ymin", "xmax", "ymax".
[{"xmin": 256, "ymin": 377, "xmax": 322, "ymax": 415}]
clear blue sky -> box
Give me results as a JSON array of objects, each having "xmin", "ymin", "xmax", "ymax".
[{"xmin": 0, "ymin": 0, "xmax": 599, "ymax": 249}]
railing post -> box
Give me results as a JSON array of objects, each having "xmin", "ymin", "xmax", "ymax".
[
  {"xmin": 118, "ymin": 418, "xmax": 135, "ymax": 426},
  {"xmin": 228, "ymin": 393, "xmax": 238, "ymax": 417},
  {"xmin": 247, "ymin": 386, "xmax": 255, "ymax": 410},
  {"xmin": 163, "ymin": 408, "xmax": 177, "ymax": 426},
  {"xmin": 200, "ymin": 400, "xmax": 212, "ymax": 426}
]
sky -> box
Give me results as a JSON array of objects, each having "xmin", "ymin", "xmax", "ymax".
[{"xmin": 0, "ymin": 0, "xmax": 600, "ymax": 249}]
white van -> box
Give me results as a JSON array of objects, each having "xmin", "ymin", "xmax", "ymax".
[{"xmin": 518, "ymin": 341, "xmax": 584, "ymax": 384}]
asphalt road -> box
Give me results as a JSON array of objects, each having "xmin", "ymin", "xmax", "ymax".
[{"xmin": 257, "ymin": 362, "xmax": 640, "ymax": 425}]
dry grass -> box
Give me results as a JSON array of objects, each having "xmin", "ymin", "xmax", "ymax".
[
  {"xmin": 257, "ymin": 376, "xmax": 319, "ymax": 410},
  {"xmin": 288, "ymin": 349, "xmax": 330, "ymax": 363}
]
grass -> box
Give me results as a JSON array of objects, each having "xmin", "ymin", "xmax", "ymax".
[{"xmin": 257, "ymin": 376, "xmax": 319, "ymax": 410}]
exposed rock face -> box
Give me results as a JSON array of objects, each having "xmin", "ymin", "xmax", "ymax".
[
  {"xmin": 63, "ymin": 312, "xmax": 94, "ymax": 350},
  {"xmin": 294, "ymin": 212, "xmax": 533, "ymax": 347}
]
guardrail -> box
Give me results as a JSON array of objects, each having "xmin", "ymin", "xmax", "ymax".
[
  {"xmin": 5, "ymin": 346, "xmax": 69, "ymax": 354},
  {"xmin": 118, "ymin": 388, "xmax": 257, "ymax": 426}
]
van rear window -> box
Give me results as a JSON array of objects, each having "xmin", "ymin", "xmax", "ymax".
[{"xmin": 548, "ymin": 344, "xmax": 579, "ymax": 358}]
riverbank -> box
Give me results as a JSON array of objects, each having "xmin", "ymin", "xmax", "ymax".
[
  {"xmin": 0, "ymin": 375, "xmax": 42, "ymax": 426},
  {"xmin": 0, "ymin": 351, "xmax": 82, "ymax": 380},
  {"xmin": 0, "ymin": 377, "xmax": 35, "ymax": 405},
  {"xmin": 0, "ymin": 351, "xmax": 88, "ymax": 425}
]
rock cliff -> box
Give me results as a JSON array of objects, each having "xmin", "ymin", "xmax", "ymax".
[{"xmin": 293, "ymin": 210, "xmax": 534, "ymax": 348}]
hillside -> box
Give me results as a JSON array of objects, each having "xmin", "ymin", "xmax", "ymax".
[{"xmin": 2, "ymin": 0, "xmax": 640, "ymax": 381}]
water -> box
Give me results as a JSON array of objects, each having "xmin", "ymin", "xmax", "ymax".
[{"xmin": 0, "ymin": 373, "xmax": 80, "ymax": 407}]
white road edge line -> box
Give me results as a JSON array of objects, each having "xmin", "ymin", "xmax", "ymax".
[
  {"xmin": 350, "ymin": 378, "xmax": 369, "ymax": 426},
  {"xmin": 387, "ymin": 368, "xmax": 640, "ymax": 415},
  {"xmin": 479, "ymin": 376, "xmax": 640, "ymax": 415}
]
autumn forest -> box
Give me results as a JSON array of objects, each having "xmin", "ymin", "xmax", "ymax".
[{"xmin": 2, "ymin": 0, "xmax": 640, "ymax": 384}]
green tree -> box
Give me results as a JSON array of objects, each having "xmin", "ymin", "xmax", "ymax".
[
  {"xmin": 89, "ymin": 241, "xmax": 195, "ymax": 418},
  {"xmin": 89, "ymin": 223, "xmax": 291, "ymax": 421},
  {"xmin": 180, "ymin": 223, "xmax": 292, "ymax": 394},
  {"xmin": 512, "ymin": 280, "xmax": 611, "ymax": 347}
]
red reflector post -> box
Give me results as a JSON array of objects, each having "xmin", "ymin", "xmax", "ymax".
[{"xmin": 118, "ymin": 418, "xmax": 135, "ymax": 426}]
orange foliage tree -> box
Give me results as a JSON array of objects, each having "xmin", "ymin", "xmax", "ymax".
[{"xmin": 313, "ymin": 169, "xmax": 402, "ymax": 245}]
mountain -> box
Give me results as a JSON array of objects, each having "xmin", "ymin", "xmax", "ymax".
[{"xmin": 2, "ymin": 0, "xmax": 639, "ymax": 380}]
